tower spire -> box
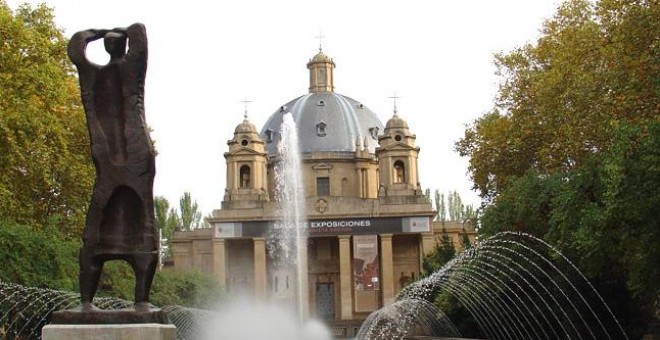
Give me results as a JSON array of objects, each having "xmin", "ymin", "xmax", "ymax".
[
  {"xmin": 388, "ymin": 92, "xmax": 400, "ymax": 116},
  {"xmin": 315, "ymin": 30, "xmax": 325, "ymax": 52},
  {"xmin": 240, "ymin": 98, "xmax": 252, "ymax": 120}
]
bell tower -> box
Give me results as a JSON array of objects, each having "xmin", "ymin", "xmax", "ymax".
[
  {"xmin": 223, "ymin": 111, "xmax": 269, "ymax": 205},
  {"xmin": 375, "ymin": 103, "xmax": 421, "ymax": 197}
]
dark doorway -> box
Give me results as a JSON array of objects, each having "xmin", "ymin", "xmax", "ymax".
[{"xmin": 316, "ymin": 283, "xmax": 335, "ymax": 320}]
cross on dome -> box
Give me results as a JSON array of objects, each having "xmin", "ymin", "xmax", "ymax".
[
  {"xmin": 388, "ymin": 92, "xmax": 400, "ymax": 116},
  {"xmin": 315, "ymin": 30, "xmax": 325, "ymax": 52},
  {"xmin": 240, "ymin": 98, "xmax": 252, "ymax": 120}
]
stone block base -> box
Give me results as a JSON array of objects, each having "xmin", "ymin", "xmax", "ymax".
[{"xmin": 42, "ymin": 323, "xmax": 176, "ymax": 340}]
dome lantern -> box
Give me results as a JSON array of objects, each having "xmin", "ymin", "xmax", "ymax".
[{"xmin": 307, "ymin": 51, "xmax": 335, "ymax": 93}]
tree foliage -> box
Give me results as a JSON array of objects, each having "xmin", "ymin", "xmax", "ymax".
[
  {"xmin": 0, "ymin": 3, "xmax": 224, "ymax": 311},
  {"xmin": 434, "ymin": 190, "xmax": 446, "ymax": 222},
  {"xmin": 479, "ymin": 122, "xmax": 659, "ymax": 337},
  {"xmin": 154, "ymin": 196, "xmax": 171, "ymax": 236},
  {"xmin": 154, "ymin": 193, "xmax": 207, "ymax": 258},
  {"xmin": 0, "ymin": 1, "xmax": 93, "ymax": 234},
  {"xmin": 421, "ymin": 228, "xmax": 456, "ymax": 277},
  {"xmin": 457, "ymin": 0, "xmax": 659, "ymax": 336},
  {"xmin": 97, "ymin": 260, "xmax": 223, "ymax": 308},
  {"xmin": 0, "ymin": 219, "xmax": 79, "ymax": 290},
  {"xmin": 155, "ymin": 192, "xmax": 205, "ymax": 234},
  {"xmin": 456, "ymin": 0, "xmax": 659, "ymax": 201},
  {"xmin": 432, "ymin": 190, "xmax": 477, "ymax": 223},
  {"xmin": 0, "ymin": 218, "xmax": 224, "ymax": 309},
  {"xmin": 179, "ymin": 192, "xmax": 202, "ymax": 231},
  {"xmin": 447, "ymin": 191, "xmax": 463, "ymax": 222},
  {"xmin": 150, "ymin": 270, "xmax": 223, "ymax": 308}
]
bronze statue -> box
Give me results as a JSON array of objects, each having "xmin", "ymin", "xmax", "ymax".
[{"xmin": 54, "ymin": 23, "xmax": 164, "ymax": 323}]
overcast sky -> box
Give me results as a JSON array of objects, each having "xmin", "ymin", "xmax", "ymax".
[{"xmin": 8, "ymin": 0, "xmax": 560, "ymax": 215}]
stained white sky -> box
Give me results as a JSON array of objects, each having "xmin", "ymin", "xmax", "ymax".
[{"xmin": 8, "ymin": 0, "xmax": 560, "ymax": 215}]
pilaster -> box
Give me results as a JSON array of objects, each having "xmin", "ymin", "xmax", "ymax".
[
  {"xmin": 380, "ymin": 234, "xmax": 395, "ymax": 305},
  {"xmin": 298, "ymin": 237, "xmax": 309, "ymax": 320},
  {"xmin": 253, "ymin": 238, "xmax": 267, "ymax": 300},
  {"xmin": 212, "ymin": 239, "xmax": 227, "ymax": 291},
  {"xmin": 338, "ymin": 235, "xmax": 353, "ymax": 320}
]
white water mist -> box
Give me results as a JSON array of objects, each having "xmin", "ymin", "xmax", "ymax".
[{"xmin": 269, "ymin": 112, "xmax": 308, "ymax": 321}]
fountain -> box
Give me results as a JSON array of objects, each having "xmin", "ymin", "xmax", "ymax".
[
  {"xmin": 199, "ymin": 111, "xmax": 329, "ymax": 339},
  {"xmin": 357, "ymin": 232, "xmax": 629, "ymax": 340},
  {"xmin": 0, "ymin": 280, "xmax": 208, "ymax": 339},
  {"xmin": 268, "ymin": 112, "xmax": 309, "ymax": 321},
  {"xmin": 0, "ymin": 282, "xmax": 132, "ymax": 339},
  {"xmin": 0, "ymin": 232, "xmax": 630, "ymax": 340}
]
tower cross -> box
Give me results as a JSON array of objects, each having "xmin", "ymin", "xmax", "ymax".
[
  {"xmin": 240, "ymin": 98, "xmax": 252, "ymax": 119},
  {"xmin": 388, "ymin": 92, "xmax": 400, "ymax": 116},
  {"xmin": 315, "ymin": 30, "xmax": 325, "ymax": 52}
]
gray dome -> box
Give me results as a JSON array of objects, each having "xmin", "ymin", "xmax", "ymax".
[{"xmin": 260, "ymin": 92, "xmax": 384, "ymax": 156}]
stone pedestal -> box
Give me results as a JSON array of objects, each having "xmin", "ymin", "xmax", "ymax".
[
  {"xmin": 42, "ymin": 324, "xmax": 176, "ymax": 340},
  {"xmin": 51, "ymin": 305, "xmax": 169, "ymax": 324}
]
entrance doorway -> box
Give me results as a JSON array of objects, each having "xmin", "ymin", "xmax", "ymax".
[{"xmin": 315, "ymin": 283, "xmax": 335, "ymax": 320}]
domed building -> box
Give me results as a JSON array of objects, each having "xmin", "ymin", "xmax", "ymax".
[{"xmin": 172, "ymin": 50, "xmax": 457, "ymax": 335}]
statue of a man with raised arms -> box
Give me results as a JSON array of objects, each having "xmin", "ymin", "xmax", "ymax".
[{"xmin": 66, "ymin": 23, "xmax": 159, "ymax": 317}]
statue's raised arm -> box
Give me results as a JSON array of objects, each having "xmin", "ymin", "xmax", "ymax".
[
  {"xmin": 126, "ymin": 23, "xmax": 147, "ymax": 60},
  {"xmin": 67, "ymin": 29, "xmax": 110, "ymax": 68}
]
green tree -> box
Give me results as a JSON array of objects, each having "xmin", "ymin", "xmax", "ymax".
[
  {"xmin": 421, "ymin": 228, "xmax": 456, "ymax": 277},
  {"xmin": 179, "ymin": 192, "xmax": 202, "ymax": 231},
  {"xmin": 154, "ymin": 197, "xmax": 180, "ymax": 240},
  {"xmin": 456, "ymin": 0, "xmax": 659, "ymax": 201},
  {"xmin": 478, "ymin": 170, "xmax": 561, "ymax": 237},
  {"xmin": 456, "ymin": 0, "xmax": 658, "ymax": 336},
  {"xmin": 202, "ymin": 212, "xmax": 213, "ymax": 229},
  {"xmin": 168, "ymin": 208, "xmax": 181, "ymax": 231},
  {"xmin": 154, "ymin": 196, "xmax": 180, "ymax": 258},
  {"xmin": 0, "ymin": 1, "xmax": 93, "ymax": 234},
  {"xmin": 154, "ymin": 196, "xmax": 170, "ymax": 234},
  {"xmin": 95, "ymin": 261, "xmax": 223, "ymax": 308},
  {"xmin": 154, "ymin": 193, "xmax": 206, "ymax": 257},
  {"xmin": 0, "ymin": 219, "xmax": 79, "ymax": 290},
  {"xmin": 434, "ymin": 190, "xmax": 446, "ymax": 222},
  {"xmin": 549, "ymin": 122, "xmax": 659, "ymax": 304},
  {"xmin": 150, "ymin": 270, "xmax": 223, "ymax": 308},
  {"xmin": 462, "ymin": 204, "xmax": 477, "ymax": 222},
  {"xmin": 479, "ymin": 122, "xmax": 659, "ymax": 337},
  {"xmin": 447, "ymin": 190, "xmax": 464, "ymax": 222}
]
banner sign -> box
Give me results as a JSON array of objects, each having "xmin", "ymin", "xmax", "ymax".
[
  {"xmin": 214, "ymin": 216, "xmax": 431, "ymax": 238},
  {"xmin": 352, "ymin": 235, "xmax": 379, "ymax": 291}
]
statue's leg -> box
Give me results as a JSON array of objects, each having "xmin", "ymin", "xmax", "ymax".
[
  {"xmin": 132, "ymin": 251, "xmax": 158, "ymax": 309},
  {"xmin": 79, "ymin": 247, "xmax": 103, "ymax": 309},
  {"xmin": 79, "ymin": 185, "xmax": 108, "ymax": 309}
]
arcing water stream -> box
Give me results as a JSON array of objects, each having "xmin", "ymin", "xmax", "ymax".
[{"xmin": 357, "ymin": 232, "xmax": 629, "ymax": 340}]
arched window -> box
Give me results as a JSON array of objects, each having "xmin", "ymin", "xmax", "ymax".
[
  {"xmin": 240, "ymin": 165, "xmax": 251, "ymax": 188},
  {"xmin": 393, "ymin": 160, "xmax": 405, "ymax": 183}
]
